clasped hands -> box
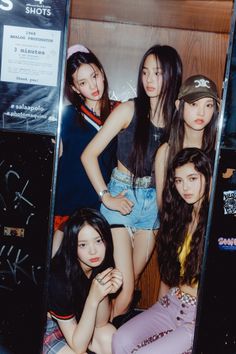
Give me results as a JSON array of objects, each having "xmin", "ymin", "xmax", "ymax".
[{"xmin": 91, "ymin": 267, "xmax": 123, "ymax": 303}]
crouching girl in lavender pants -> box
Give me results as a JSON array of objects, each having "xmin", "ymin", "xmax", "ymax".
[{"xmin": 112, "ymin": 148, "xmax": 212, "ymax": 353}]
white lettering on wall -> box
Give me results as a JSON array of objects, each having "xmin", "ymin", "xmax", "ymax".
[{"xmin": 0, "ymin": 0, "xmax": 13, "ymax": 11}]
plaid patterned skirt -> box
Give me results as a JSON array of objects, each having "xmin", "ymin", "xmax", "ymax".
[
  {"xmin": 43, "ymin": 318, "xmax": 67, "ymax": 354},
  {"xmin": 43, "ymin": 318, "xmax": 97, "ymax": 354}
]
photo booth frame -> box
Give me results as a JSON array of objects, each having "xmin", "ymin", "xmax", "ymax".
[{"xmin": 0, "ymin": 1, "xmax": 70, "ymax": 353}]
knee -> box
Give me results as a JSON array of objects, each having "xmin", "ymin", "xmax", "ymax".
[
  {"xmin": 99, "ymin": 329, "xmax": 112, "ymax": 347},
  {"xmin": 95, "ymin": 324, "xmax": 115, "ymax": 353},
  {"xmin": 112, "ymin": 286, "xmax": 135, "ymax": 318}
]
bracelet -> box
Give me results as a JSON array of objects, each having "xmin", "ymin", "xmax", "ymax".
[{"xmin": 98, "ymin": 189, "xmax": 109, "ymax": 201}]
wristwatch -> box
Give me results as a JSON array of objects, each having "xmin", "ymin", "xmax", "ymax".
[{"xmin": 99, "ymin": 189, "xmax": 109, "ymax": 200}]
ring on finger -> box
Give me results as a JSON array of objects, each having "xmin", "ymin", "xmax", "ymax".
[{"xmin": 96, "ymin": 276, "xmax": 105, "ymax": 286}]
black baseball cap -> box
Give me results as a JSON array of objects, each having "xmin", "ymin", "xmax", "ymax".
[{"xmin": 178, "ymin": 75, "xmax": 220, "ymax": 103}]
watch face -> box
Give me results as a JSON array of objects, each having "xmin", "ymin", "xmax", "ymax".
[{"xmin": 99, "ymin": 189, "xmax": 108, "ymax": 200}]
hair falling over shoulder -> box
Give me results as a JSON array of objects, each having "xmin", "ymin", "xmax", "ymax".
[
  {"xmin": 167, "ymin": 98, "xmax": 219, "ymax": 170},
  {"xmin": 51, "ymin": 208, "xmax": 114, "ymax": 316},
  {"xmin": 157, "ymin": 148, "xmax": 212, "ymax": 287},
  {"xmin": 65, "ymin": 50, "xmax": 111, "ymax": 123},
  {"xmin": 129, "ymin": 44, "xmax": 183, "ymax": 182}
]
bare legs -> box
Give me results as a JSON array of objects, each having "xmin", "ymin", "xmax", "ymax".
[
  {"xmin": 89, "ymin": 323, "xmax": 116, "ymax": 354},
  {"xmin": 111, "ymin": 227, "xmax": 134, "ymax": 318},
  {"xmin": 133, "ymin": 229, "xmax": 156, "ymax": 284},
  {"xmin": 56, "ymin": 323, "xmax": 116, "ymax": 354},
  {"xmin": 111, "ymin": 227, "xmax": 156, "ymax": 318}
]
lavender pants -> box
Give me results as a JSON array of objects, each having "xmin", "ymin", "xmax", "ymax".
[{"xmin": 112, "ymin": 287, "xmax": 196, "ymax": 354}]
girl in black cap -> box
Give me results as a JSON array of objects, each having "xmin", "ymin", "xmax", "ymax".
[
  {"xmin": 155, "ymin": 74, "xmax": 219, "ymax": 299},
  {"xmin": 155, "ymin": 74, "xmax": 219, "ymax": 209}
]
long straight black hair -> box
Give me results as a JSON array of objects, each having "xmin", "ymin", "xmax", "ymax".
[
  {"xmin": 157, "ymin": 148, "xmax": 212, "ymax": 287},
  {"xmin": 51, "ymin": 208, "xmax": 114, "ymax": 319},
  {"xmin": 129, "ymin": 44, "xmax": 183, "ymax": 180},
  {"xmin": 66, "ymin": 50, "xmax": 111, "ymax": 122},
  {"xmin": 168, "ymin": 96, "xmax": 219, "ymax": 166}
]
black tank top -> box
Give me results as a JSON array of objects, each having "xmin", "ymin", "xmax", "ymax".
[{"xmin": 117, "ymin": 107, "xmax": 165, "ymax": 177}]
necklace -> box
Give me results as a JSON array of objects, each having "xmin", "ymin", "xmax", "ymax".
[
  {"xmin": 153, "ymin": 131, "xmax": 159, "ymax": 141},
  {"xmin": 153, "ymin": 126, "xmax": 162, "ymax": 141}
]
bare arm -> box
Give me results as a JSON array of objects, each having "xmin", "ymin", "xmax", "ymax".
[
  {"xmin": 55, "ymin": 268, "xmax": 118, "ymax": 354},
  {"xmin": 155, "ymin": 145, "xmax": 171, "ymax": 301},
  {"xmin": 81, "ymin": 101, "xmax": 134, "ymax": 214},
  {"xmin": 57, "ymin": 294, "xmax": 99, "ymax": 354},
  {"xmin": 95, "ymin": 269, "xmax": 123, "ymax": 327},
  {"xmin": 155, "ymin": 143, "xmax": 169, "ymax": 209}
]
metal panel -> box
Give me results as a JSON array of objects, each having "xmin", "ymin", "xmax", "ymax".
[{"xmin": 193, "ymin": 3, "xmax": 236, "ymax": 352}]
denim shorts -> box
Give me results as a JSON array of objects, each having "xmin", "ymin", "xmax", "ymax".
[{"xmin": 100, "ymin": 168, "xmax": 159, "ymax": 230}]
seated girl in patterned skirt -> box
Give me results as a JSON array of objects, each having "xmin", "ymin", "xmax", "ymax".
[{"xmin": 43, "ymin": 208, "xmax": 123, "ymax": 354}]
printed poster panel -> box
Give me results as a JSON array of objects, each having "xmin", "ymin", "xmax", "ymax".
[
  {"xmin": 1, "ymin": 25, "xmax": 61, "ymax": 86},
  {"xmin": 0, "ymin": 0, "xmax": 69, "ymax": 135}
]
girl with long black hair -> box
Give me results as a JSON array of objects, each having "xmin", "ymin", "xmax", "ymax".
[
  {"xmin": 81, "ymin": 44, "xmax": 182, "ymax": 318},
  {"xmin": 53, "ymin": 45, "xmax": 119, "ymax": 256},
  {"xmin": 43, "ymin": 208, "xmax": 123, "ymax": 354}
]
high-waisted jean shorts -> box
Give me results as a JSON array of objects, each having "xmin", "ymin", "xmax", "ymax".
[{"xmin": 100, "ymin": 168, "xmax": 159, "ymax": 230}]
